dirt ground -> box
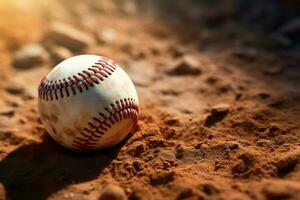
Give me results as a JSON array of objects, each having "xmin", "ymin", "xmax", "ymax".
[{"xmin": 0, "ymin": 0, "xmax": 300, "ymax": 200}]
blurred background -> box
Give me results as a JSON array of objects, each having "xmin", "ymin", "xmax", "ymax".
[{"xmin": 0, "ymin": 0, "xmax": 299, "ymax": 62}]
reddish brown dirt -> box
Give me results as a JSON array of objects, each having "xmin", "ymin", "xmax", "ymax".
[{"xmin": 0, "ymin": 1, "xmax": 300, "ymax": 200}]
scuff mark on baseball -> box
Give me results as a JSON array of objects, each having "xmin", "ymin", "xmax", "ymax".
[{"xmin": 38, "ymin": 55, "xmax": 139, "ymax": 151}]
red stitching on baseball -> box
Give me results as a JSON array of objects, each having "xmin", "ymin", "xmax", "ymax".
[
  {"xmin": 38, "ymin": 58, "xmax": 118, "ymax": 101},
  {"xmin": 72, "ymin": 98, "xmax": 139, "ymax": 150}
]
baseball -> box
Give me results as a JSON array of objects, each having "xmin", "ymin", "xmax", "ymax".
[{"xmin": 38, "ymin": 55, "xmax": 139, "ymax": 151}]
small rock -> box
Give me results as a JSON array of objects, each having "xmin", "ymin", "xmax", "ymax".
[
  {"xmin": 161, "ymin": 89, "xmax": 180, "ymax": 96},
  {"xmin": 238, "ymin": 153, "xmax": 255, "ymax": 165},
  {"xmin": 163, "ymin": 128, "xmax": 176, "ymax": 139},
  {"xmin": 48, "ymin": 45, "xmax": 73, "ymax": 64},
  {"xmin": 98, "ymin": 184, "xmax": 127, "ymax": 200},
  {"xmin": 0, "ymin": 130, "xmax": 13, "ymax": 140},
  {"xmin": 257, "ymin": 92, "xmax": 271, "ymax": 99},
  {"xmin": 43, "ymin": 22, "xmax": 95, "ymax": 51},
  {"xmin": 264, "ymin": 123, "xmax": 282, "ymax": 137},
  {"xmin": 218, "ymin": 83, "xmax": 233, "ymax": 93},
  {"xmin": 232, "ymin": 153, "xmax": 255, "ymax": 175},
  {"xmin": 232, "ymin": 160, "xmax": 248, "ymax": 174},
  {"xmin": 150, "ymin": 46, "xmax": 160, "ymax": 56},
  {"xmin": 255, "ymin": 138, "xmax": 272, "ymax": 148},
  {"xmin": 214, "ymin": 160, "xmax": 223, "ymax": 170},
  {"xmin": 175, "ymin": 145, "xmax": 184, "ymax": 159},
  {"xmin": 167, "ymin": 56, "xmax": 201, "ymax": 76},
  {"xmin": 5, "ymin": 84, "xmax": 24, "ymax": 95},
  {"xmin": 13, "ymin": 43, "xmax": 49, "ymax": 69},
  {"xmin": 127, "ymin": 141, "xmax": 146, "ymax": 157},
  {"xmin": 157, "ymin": 150, "xmax": 176, "ymax": 163},
  {"xmin": 149, "ymin": 170, "xmax": 175, "ymax": 186},
  {"xmin": 228, "ymin": 143, "xmax": 239, "ymax": 150},
  {"xmin": 164, "ymin": 118, "xmax": 180, "ymax": 126},
  {"xmin": 198, "ymin": 183, "xmax": 219, "ymax": 196},
  {"xmin": 97, "ymin": 28, "xmax": 117, "ymax": 44},
  {"xmin": 147, "ymin": 138, "xmax": 167, "ymax": 148},
  {"xmin": 279, "ymin": 18, "xmax": 300, "ymax": 35},
  {"xmin": 204, "ymin": 103, "xmax": 230, "ymax": 127},
  {"xmin": 0, "ymin": 108, "xmax": 15, "ymax": 117},
  {"xmin": 142, "ymin": 129, "xmax": 159, "ymax": 137},
  {"xmin": 211, "ymin": 103, "xmax": 230, "ymax": 113},
  {"xmin": 235, "ymin": 92, "xmax": 243, "ymax": 100},
  {"xmin": 7, "ymin": 99, "xmax": 23, "ymax": 108},
  {"xmin": 19, "ymin": 117, "xmax": 27, "ymax": 124},
  {"xmin": 0, "ymin": 130, "xmax": 23, "ymax": 145},
  {"xmin": 205, "ymin": 76, "xmax": 219, "ymax": 85},
  {"xmin": 177, "ymin": 187, "xmax": 194, "ymax": 199},
  {"xmin": 275, "ymin": 155, "xmax": 298, "ymax": 177},
  {"xmin": 132, "ymin": 160, "xmax": 144, "ymax": 172}
]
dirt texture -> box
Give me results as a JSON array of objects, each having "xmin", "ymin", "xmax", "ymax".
[{"xmin": 0, "ymin": 0, "xmax": 300, "ymax": 200}]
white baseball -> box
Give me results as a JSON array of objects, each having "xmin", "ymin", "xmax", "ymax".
[{"xmin": 38, "ymin": 55, "xmax": 139, "ymax": 151}]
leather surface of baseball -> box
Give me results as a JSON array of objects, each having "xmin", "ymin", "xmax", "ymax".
[{"xmin": 38, "ymin": 55, "xmax": 139, "ymax": 151}]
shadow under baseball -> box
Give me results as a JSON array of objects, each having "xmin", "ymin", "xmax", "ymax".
[{"xmin": 0, "ymin": 133, "xmax": 123, "ymax": 200}]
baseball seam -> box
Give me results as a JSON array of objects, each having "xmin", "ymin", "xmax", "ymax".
[
  {"xmin": 38, "ymin": 57, "xmax": 117, "ymax": 101},
  {"xmin": 72, "ymin": 98, "xmax": 139, "ymax": 150}
]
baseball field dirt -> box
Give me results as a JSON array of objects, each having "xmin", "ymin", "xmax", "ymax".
[{"xmin": 0, "ymin": 0, "xmax": 300, "ymax": 199}]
